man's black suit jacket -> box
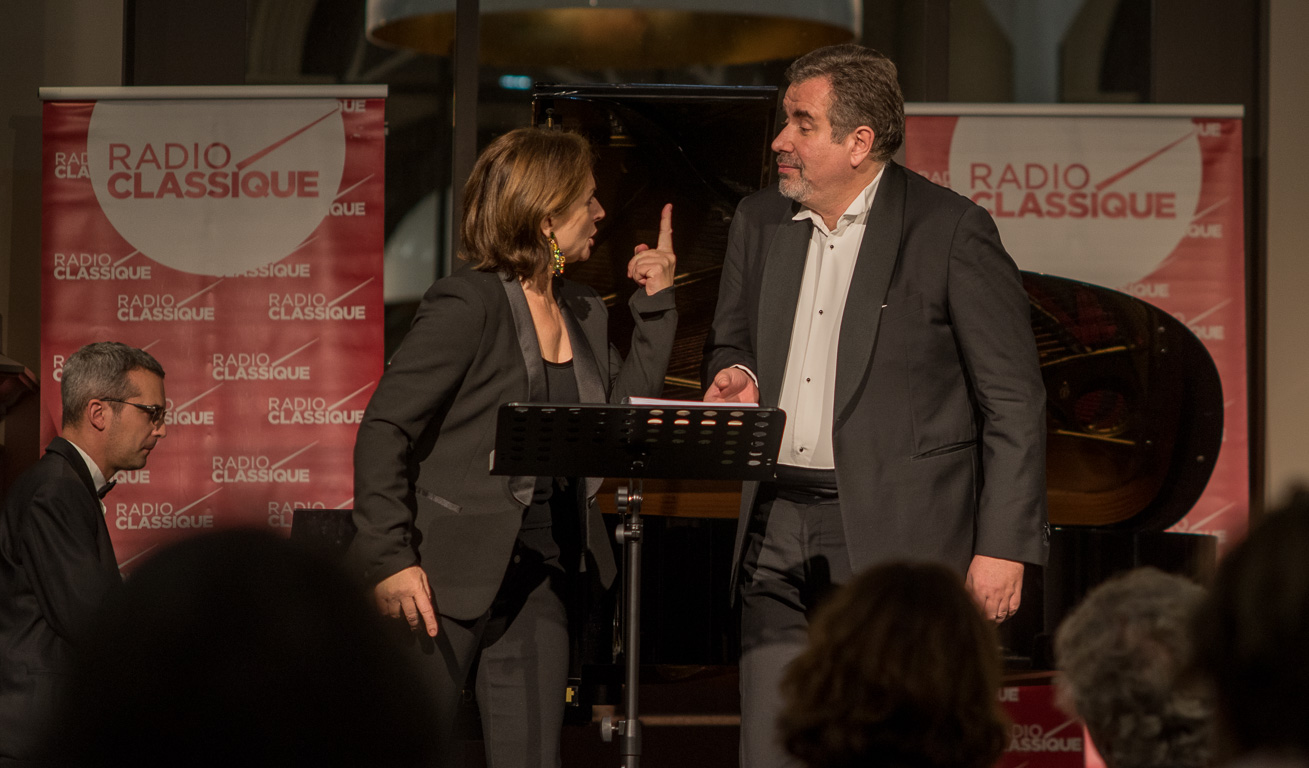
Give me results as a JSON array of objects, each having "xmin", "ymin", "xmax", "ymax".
[
  {"xmin": 705, "ymin": 161, "xmax": 1049, "ymax": 587},
  {"xmin": 352, "ymin": 269, "xmax": 677, "ymax": 621},
  {"xmin": 0, "ymin": 437, "xmax": 121, "ymax": 760}
]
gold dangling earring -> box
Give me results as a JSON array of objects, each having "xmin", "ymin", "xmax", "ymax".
[{"xmin": 548, "ymin": 232, "xmax": 565, "ymax": 276}]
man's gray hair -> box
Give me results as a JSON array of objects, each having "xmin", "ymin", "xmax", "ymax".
[
  {"xmin": 62, "ymin": 342, "xmax": 166, "ymax": 428},
  {"xmin": 1055, "ymin": 567, "xmax": 1211, "ymax": 768},
  {"xmin": 785, "ymin": 43, "xmax": 905, "ymax": 162}
]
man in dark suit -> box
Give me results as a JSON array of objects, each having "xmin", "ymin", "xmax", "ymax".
[
  {"xmin": 0, "ymin": 341, "xmax": 167, "ymax": 764},
  {"xmin": 703, "ymin": 44, "xmax": 1048, "ymax": 767}
]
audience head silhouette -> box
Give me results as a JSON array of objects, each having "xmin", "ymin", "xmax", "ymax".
[
  {"xmin": 52, "ymin": 528, "xmax": 438, "ymax": 767},
  {"xmin": 779, "ymin": 561, "xmax": 1007, "ymax": 768},
  {"xmin": 1055, "ymin": 567, "xmax": 1211, "ymax": 768},
  {"xmin": 1193, "ymin": 488, "xmax": 1309, "ymax": 764}
]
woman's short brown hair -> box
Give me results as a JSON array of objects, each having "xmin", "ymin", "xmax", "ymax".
[
  {"xmin": 779, "ymin": 562, "xmax": 1008, "ymax": 768},
  {"xmin": 459, "ymin": 127, "xmax": 594, "ymax": 280}
]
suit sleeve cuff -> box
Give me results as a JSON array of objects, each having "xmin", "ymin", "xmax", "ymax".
[
  {"xmin": 629, "ymin": 285, "xmax": 676, "ymax": 315},
  {"xmin": 732, "ymin": 364, "xmax": 759, "ymax": 388}
]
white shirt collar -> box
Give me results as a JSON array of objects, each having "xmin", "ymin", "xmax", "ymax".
[
  {"xmin": 792, "ymin": 167, "xmax": 885, "ymax": 235},
  {"xmin": 65, "ymin": 437, "xmax": 108, "ymax": 492}
]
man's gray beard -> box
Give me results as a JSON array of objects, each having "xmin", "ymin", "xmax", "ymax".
[{"xmin": 778, "ymin": 172, "xmax": 812, "ymax": 204}]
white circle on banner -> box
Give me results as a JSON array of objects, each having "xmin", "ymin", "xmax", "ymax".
[
  {"xmin": 87, "ymin": 99, "xmax": 346, "ymax": 276},
  {"xmin": 947, "ymin": 116, "xmax": 1202, "ymax": 289}
]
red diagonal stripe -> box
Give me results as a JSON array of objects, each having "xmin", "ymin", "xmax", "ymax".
[
  {"xmin": 1094, "ymin": 128, "xmax": 1196, "ymax": 191},
  {"xmin": 236, "ymin": 105, "xmax": 340, "ymax": 171}
]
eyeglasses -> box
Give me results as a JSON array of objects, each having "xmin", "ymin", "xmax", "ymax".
[{"xmin": 99, "ymin": 398, "xmax": 167, "ymax": 426}]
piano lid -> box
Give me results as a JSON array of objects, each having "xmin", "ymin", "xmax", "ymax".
[{"xmin": 1027, "ymin": 272, "xmax": 1223, "ymax": 531}]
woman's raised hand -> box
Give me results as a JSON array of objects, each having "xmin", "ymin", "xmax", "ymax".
[{"xmin": 628, "ymin": 203, "xmax": 676, "ymax": 295}]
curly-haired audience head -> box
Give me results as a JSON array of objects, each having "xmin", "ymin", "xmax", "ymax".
[
  {"xmin": 779, "ymin": 562, "xmax": 1006, "ymax": 768},
  {"xmin": 1193, "ymin": 488, "xmax": 1309, "ymax": 762},
  {"xmin": 1054, "ymin": 567, "xmax": 1211, "ymax": 768},
  {"xmin": 459, "ymin": 127, "xmax": 595, "ymax": 281}
]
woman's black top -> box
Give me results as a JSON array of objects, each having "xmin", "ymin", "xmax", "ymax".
[{"xmin": 516, "ymin": 358, "xmax": 581, "ymax": 569}]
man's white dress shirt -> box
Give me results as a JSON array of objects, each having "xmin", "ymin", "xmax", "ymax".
[{"xmin": 776, "ymin": 170, "xmax": 883, "ymax": 469}]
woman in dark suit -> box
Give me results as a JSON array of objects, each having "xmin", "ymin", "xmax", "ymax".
[{"xmin": 351, "ymin": 127, "xmax": 677, "ymax": 768}]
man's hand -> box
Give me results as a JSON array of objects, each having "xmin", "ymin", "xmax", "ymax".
[
  {"xmin": 704, "ymin": 367, "xmax": 760, "ymax": 404},
  {"xmin": 966, "ymin": 554, "xmax": 1024, "ymax": 623},
  {"xmin": 374, "ymin": 565, "xmax": 439, "ymax": 637},
  {"xmin": 629, "ymin": 203, "xmax": 676, "ymax": 296}
]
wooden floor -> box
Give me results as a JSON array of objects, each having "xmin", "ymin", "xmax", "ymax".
[{"xmin": 458, "ymin": 668, "xmax": 742, "ymax": 767}]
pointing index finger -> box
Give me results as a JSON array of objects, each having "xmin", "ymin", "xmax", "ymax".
[{"xmin": 656, "ymin": 203, "xmax": 674, "ymax": 251}]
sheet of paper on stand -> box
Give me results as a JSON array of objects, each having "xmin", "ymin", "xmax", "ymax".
[{"xmin": 624, "ymin": 396, "xmax": 761, "ymax": 407}]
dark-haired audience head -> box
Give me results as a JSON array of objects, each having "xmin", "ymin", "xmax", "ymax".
[
  {"xmin": 779, "ymin": 561, "xmax": 1007, "ymax": 768},
  {"xmin": 52, "ymin": 529, "xmax": 438, "ymax": 767},
  {"xmin": 1193, "ymin": 488, "xmax": 1309, "ymax": 763},
  {"xmin": 1054, "ymin": 567, "xmax": 1211, "ymax": 768},
  {"xmin": 459, "ymin": 126, "xmax": 596, "ymax": 281}
]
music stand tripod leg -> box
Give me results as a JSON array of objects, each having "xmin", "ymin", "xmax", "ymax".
[{"xmin": 603, "ymin": 480, "xmax": 643, "ymax": 768}]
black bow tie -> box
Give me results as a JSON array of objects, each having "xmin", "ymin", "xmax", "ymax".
[{"xmin": 97, "ymin": 481, "xmax": 117, "ymax": 499}]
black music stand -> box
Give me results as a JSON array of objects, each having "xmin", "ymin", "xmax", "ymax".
[{"xmin": 492, "ymin": 402, "xmax": 784, "ymax": 768}]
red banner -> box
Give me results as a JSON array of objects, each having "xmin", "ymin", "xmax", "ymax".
[
  {"xmin": 40, "ymin": 87, "xmax": 386, "ymax": 569},
  {"xmin": 998, "ymin": 684, "xmax": 1091, "ymax": 768},
  {"xmin": 904, "ymin": 107, "xmax": 1247, "ymax": 548}
]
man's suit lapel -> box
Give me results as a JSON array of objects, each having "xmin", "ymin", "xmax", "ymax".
[
  {"xmin": 835, "ymin": 161, "xmax": 906, "ymax": 425},
  {"xmin": 757, "ymin": 212, "xmax": 811, "ymax": 408},
  {"xmin": 500, "ymin": 277, "xmax": 547, "ymax": 505}
]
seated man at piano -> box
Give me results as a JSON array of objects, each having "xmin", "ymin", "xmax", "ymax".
[{"xmin": 703, "ymin": 43, "xmax": 1050, "ymax": 768}]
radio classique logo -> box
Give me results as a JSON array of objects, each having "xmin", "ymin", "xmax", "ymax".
[
  {"xmin": 211, "ymin": 339, "xmax": 317, "ymax": 382},
  {"xmin": 86, "ymin": 99, "xmax": 346, "ymax": 276},
  {"xmin": 947, "ymin": 116, "xmax": 1205, "ymax": 289}
]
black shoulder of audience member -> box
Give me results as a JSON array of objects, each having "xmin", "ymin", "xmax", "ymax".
[
  {"xmin": 1193, "ymin": 488, "xmax": 1309, "ymax": 766},
  {"xmin": 50, "ymin": 528, "xmax": 438, "ymax": 768}
]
